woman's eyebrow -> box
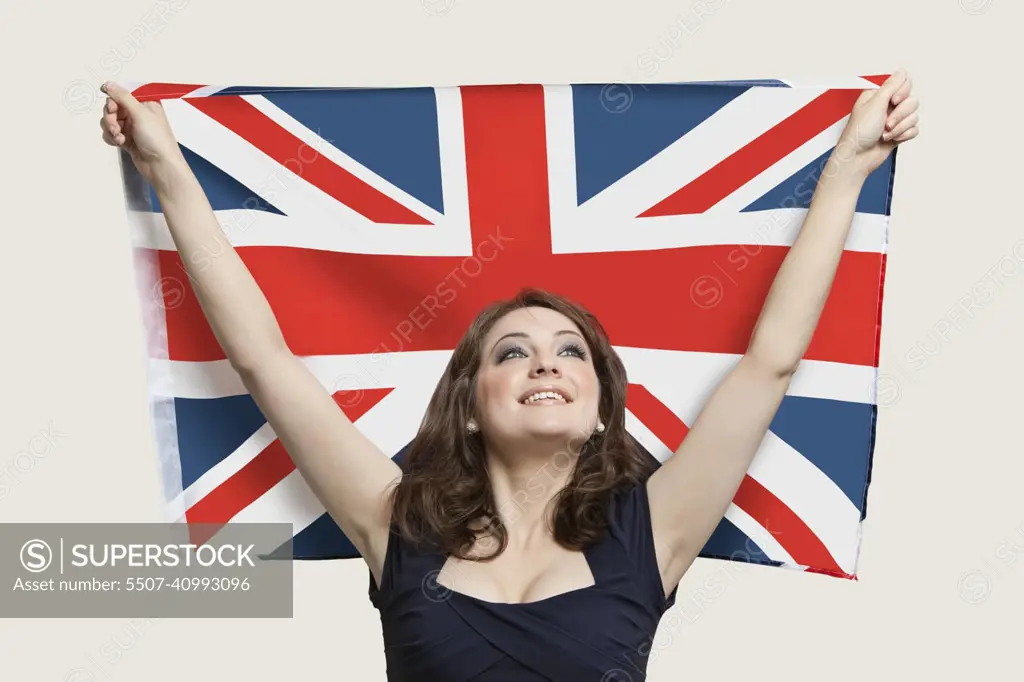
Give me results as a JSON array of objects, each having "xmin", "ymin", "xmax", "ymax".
[{"xmin": 489, "ymin": 329, "xmax": 583, "ymax": 354}]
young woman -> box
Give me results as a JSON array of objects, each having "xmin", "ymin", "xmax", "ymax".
[{"xmin": 99, "ymin": 72, "xmax": 918, "ymax": 681}]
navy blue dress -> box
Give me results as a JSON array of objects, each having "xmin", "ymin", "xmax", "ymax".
[{"xmin": 368, "ymin": 481, "xmax": 679, "ymax": 681}]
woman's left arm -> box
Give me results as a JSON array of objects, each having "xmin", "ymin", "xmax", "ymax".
[{"xmin": 647, "ymin": 70, "xmax": 920, "ymax": 594}]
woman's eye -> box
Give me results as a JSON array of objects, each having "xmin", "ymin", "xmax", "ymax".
[
  {"xmin": 561, "ymin": 343, "xmax": 587, "ymax": 359},
  {"xmin": 498, "ymin": 346, "xmax": 526, "ymax": 362},
  {"xmin": 497, "ymin": 342, "xmax": 587, "ymax": 362}
]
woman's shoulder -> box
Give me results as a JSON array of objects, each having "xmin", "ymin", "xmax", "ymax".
[
  {"xmin": 604, "ymin": 477, "xmax": 655, "ymax": 533},
  {"xmin": 602, "ymin": 477, "xmax": 677, "ymax": 612},
  {"xmin": 368, "ymin": 522, "xmax": 447, "ymax": 605}
]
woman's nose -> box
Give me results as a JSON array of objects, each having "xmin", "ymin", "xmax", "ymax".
[{"xmin": 531, "ymin": 358, "xmax": 561, "ymax": 378}]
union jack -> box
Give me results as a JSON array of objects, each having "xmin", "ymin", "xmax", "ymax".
[{"xmin": 118, "ymin": 75, "xmax": 896, "ymax": 580}]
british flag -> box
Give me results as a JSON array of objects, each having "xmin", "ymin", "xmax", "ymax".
[{"xmin": 118, "ymin": 75, "xmax": 896, "ymax": 580}]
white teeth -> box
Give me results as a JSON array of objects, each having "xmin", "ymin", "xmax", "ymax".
[{"xmin": 523, "ymin": 391, "xmax": 566, "ymax": 404}]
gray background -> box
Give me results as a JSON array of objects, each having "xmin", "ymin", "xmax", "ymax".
[{"xmin": 1, "ymin": 0, "xmax": 1021, "ymax": 679}]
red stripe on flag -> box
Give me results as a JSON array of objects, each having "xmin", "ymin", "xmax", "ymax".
[
  {"xmin": 805, "ymin": 565, "xmax": 858, "ymax": 580},
  {"xmin": 639, "ymin": 88, "xmax": 863, "ymax": 216},
  {"xmin": 130, "ymin": 83, "xmax": 208, "ymax": 101},
  {"xmin": 157, "ymin": 245, "xmax": 881, "ymax": 367},
  {"xmin": 187, "ymin": 439, "xmax": 295, "ymax": 528},
  {"xmin": 626, "ymin": 384, "xmax": 689, "ymax": 450},
  {"xmin": 859, "ymin": 74, "xmax": 891, "ymax": 87},
  {"xmin": 460, "ymin": 85, "xmax": 556, "ymax": 250},
  {"xmin": 872, "ymin": 252, "xmax": 888, "ymax": 368},
  {"xmin": 624, "ymin": 382, "xmax": 844, "ymax": 575},
  {"xmin": 732, "ymin": 476, "xmax": 844, "ymax": 574},
  {"xmin": 184, "ymin": 96, "xmax": 432, "ymax": 225},
  {"xmin": 185, "ymin": 388, "xmax": 393, "ymax": 529}
]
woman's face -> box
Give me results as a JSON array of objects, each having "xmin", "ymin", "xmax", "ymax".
[{"xmin": 473, "ymin": 306, "xmax": 601, "ymax": 449}]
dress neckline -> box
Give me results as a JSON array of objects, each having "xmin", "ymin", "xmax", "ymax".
[{"xmin": 431, "ymin": 542, "xmax": 602, "ymax": 607}]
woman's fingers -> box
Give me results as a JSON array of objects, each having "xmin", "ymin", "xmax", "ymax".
[
  {"xmin": 100, "ymin": 106, "xmax": 127, "ymax": 145},
  {"xmin": 891, "ymin": 75, "xmax": 912, "ymax": 105},
  {"xmin": 101, "ymin": 82, "xmax": 143, "ymax": 117},
  {"xmin": 885, "ymin": 111, "xmax": 918, "ymax": 141},
  {"xmin": 893, "ymin": 125, "xmax": 918, "ymax": 144},
  {"xmin": 875, "ymin": 70, "xmax": 909, "ymax": 111},
  {"xmin": 883, "ymin": 97, "xmax": 918, "ymax": 138},
  {"xmin": 886, "ymin": 96, "xmax": 918, "ymax": 127},
  {"xmin": 101, "ymin": 96, "xmax": 128, "ymax": 135},
  {"xmin": 100, "ymin": 85, "xmax": 147, "ymax": 149},
  {"xmin": 884, "ymin": 103, "xmax": 919, "ymax": 140},
  {"xmin": 102, "ymin": 111, "xmax": 120, "ymax": 134},
  {"xmin": 100, "ymin": 114, "xmax": 121, "ymax": 139},
  {"xmin": 103, "ymin": 128, "xmax": 126, "ymax": 146}
]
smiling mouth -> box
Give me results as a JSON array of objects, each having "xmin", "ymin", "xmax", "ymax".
[{"xmin": 519, "ymin": 390, "xmax": 572, "ymax": 406}]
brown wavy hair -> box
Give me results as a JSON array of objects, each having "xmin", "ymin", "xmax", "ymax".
[{"xmin": 387, "ymin": 288, "xmax": 656, "ymax": 560}]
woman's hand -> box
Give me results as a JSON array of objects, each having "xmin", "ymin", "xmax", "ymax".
[
  {"xmin": 838, "ymin": 69, "xmax": 920, "ymax": 179},
  {"xmin": 99, "ymin": 81, "xmax": 187, "ymax": 192}
]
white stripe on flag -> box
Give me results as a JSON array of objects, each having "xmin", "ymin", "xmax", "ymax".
[
  {"xmin": 147, "ymin": 352, "xmax": 876, "ymax": 405},
  {"xmin": 228, "ymin": 468, "xmax": 326, "ymax": 535},
  {"xmin": 568, "ymin": 86, "xmax": 825, "ymax": 224},
  {"xmin": 128, "ymin": 207, "xmax": 478, "ymax": 256},
  {"xmin": 147, "ymin": 351, "xmax": 876, "ymax": 406},
  {"xmin": 624, "ymin": 409, "xmax": 673, "ymax": 463},
  {"xmin": 744, "ymin": 430, "xmax": 862, "ymax": 574},
  {"xmin": 549, "ymin": 210, "xmax": 887, "ymax": 255},
  {"xmin": 705, "ymin": 117, "xmax": 851, "ymax": 214},
  {"xmin": 243, "ymin": 94, "xmax": 448, "ymax": 227},
  {"xmin": 182, "ymin": 85, "xmax": 227, "ymax": 98},
  {"xmin": 542, "ymin": 85, "xmax": 580, "ymax": 251},
  {"xmin": 161, "ymin": 98, "xmax": 349, "ymax": 223},
  {"xmin": 722, "ymin": 503, "xmax": 799, "ymax": 567},
  {"xmin": 167, "ymin": 421, "xmax": 278, "ymax": 515},
  {"xmin": 777, "ymin": 77, "xmax": 880, "ymax": 90}
]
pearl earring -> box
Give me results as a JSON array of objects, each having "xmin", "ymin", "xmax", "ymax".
[
  {"xmin": 595, "ymin": 421, "xmax": 605, "ymax": 434},
  {"xmin": 466, "ymin": 419, "xmax": 479, "ymax": 434}
]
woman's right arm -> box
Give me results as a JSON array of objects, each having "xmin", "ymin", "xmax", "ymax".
[{"xmin": 100, "ymin": 82, "xmax": 400, "ymax": 584}]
